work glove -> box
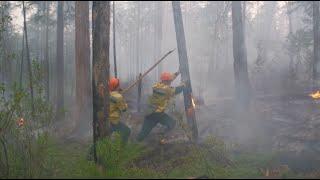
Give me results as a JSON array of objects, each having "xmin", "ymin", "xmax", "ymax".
[
  {"xmin": 171, "ymin": 71, "xmax": 180, "ymax": 81},
  {"xmin": 180, "ymin": 80, "xmax": 189, "ymax": 87}
]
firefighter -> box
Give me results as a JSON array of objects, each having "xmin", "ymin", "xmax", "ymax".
[
  {"xmin": 108, "ymin": 77, "xmax": 131, "ymax": 143},
  {"xmin": 87, "ymin": 77, "xmax": 130, "ymax": 161},
  {"xmin": 136, "ymin": 71, "xmax": 186, "ymax": 142}
]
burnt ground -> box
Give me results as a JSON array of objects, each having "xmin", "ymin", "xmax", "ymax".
[
  {"xmin": 198, "ymin": 94, "xmax": 320, "ymax": 174},
  {"xmin": 125, "ymin": 93, "xmax": 320, "ymax": 175}
]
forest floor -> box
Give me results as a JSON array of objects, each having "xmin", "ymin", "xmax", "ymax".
[
  {"xmin": 10, "ymin": 90, "xmax": 320, "ymax": 178},
  {"xmin": 36, "ymin": 138, "xmax": 277, "ymax": 178},
  {"xmin": 38, "ymin": 135, "xmax": 317, "ymax": 179},
  {"xmin": 41, "ymin": 93, "xmax": 320, "ymax": 179},
  {"xmin": 196, "ymin": 92, "xmax": 320, "ymax": 178}
]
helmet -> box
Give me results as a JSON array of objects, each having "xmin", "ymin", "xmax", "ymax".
[
  {"xmin": 109, "ymin": 77, "xmax": 120, "ymax": 91},
  {"xmin": 160, "ymin": 72, "xmax": 173, "ymax": 81}
]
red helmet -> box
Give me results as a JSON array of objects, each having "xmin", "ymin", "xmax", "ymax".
[
  {"xmin": 109, "ymin": 77, "xmax": 120, "ymax": 91},
  {"xmin": 160, "ymin": 72, "xmax": 173, "ymax": 81}
]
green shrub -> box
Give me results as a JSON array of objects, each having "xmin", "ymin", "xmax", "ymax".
[{"xmin": 0, "ymin": 60, "xmax": 54, "ymax": 178}]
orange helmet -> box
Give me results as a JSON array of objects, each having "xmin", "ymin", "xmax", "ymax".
[
  {"xmin": 109, "ymin": 77, "xmax": 120, "ymax": 91},
  {"xmin": 160, "ymin": 72, "xmax": 173, "ymax": 81}
]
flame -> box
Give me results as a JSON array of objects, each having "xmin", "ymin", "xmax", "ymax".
[
  {"xmin": 191, "ymin": 97, "xmax": 196, "ymax": 108},
  {"xmin": 187, "ymin": 96, "xmax": 196, "ymax": 116},
  {"xmin": 17, "ymin": 118, "xmax": 24, "ymax": 127},
  {"xmin": 309, "ymin": 91, "xmax": 320, "ymax": 99}
]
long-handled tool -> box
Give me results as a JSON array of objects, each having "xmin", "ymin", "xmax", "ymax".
[{"xmin": 121, "ymin": 49, "xmax": 176, "ymax": 94}]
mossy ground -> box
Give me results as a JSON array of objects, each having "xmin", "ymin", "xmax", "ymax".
[{"xmin": 7, "ymin": 135, "xmax": 309, "ymax": 179}]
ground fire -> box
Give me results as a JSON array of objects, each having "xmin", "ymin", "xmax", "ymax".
[{"xmin": 309, "ymin": 91, "xmax": 320, "ymax": 99}]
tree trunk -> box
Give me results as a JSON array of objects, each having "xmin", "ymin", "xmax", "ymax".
[
  {"xmin": 74, "ymin": 1, "xmax": 90, "ymax": 136},
  {"xmin": 242, "ymin": 1, "xmax": 246, "ymax": 35},
  {"xmin": 286, "ymin": 2, "xmax": 294, "ymax": 77},
  {"xmin": 23, "ymin": 1, "xmax": 35, "ymax": 115},
  {"xmin": 39, "ymin": 2, "xmax": 45, "ymax": 68},
  {"xmin": 45, "ymin": 1, "xmax": 49, "ymax": 101},
  {"xmin": 257, "ymin": 2, "xmax": 276, "ymax": 64},
  {"xmin": 36, "ymin": 5, "xmax": 41, "ymax": 63},
  {"xmin": 136, "ymin": 2, "xmax": 140, "ymax": 75},
  {"xmin": 20, "ymin": 30, "xmax": 24, "ymax": 89},
  {"xmin": 172, "ymin": 1, "xmax": 198, "ymax": 141},
  {"xmin": 56, "ymin": 1, "xmax": 64, "ymax": 119},
  {"xmin": 313, "ymin": 1, "xmax": 320, "ymax": 87},
  {"xmin": 155, "ymin": 1, "xmax": 163, "ymax": 79},
  {"xmin": 112, "ymin": 1, "xmax": 117, "ymax": 78},
  {"xmin": 231, "ymin": 1, "xmax": 251, "ymax": 110},
  {"xmin": 92, "ymin": 1, "xmax": 110, "ymax": 161},
  {"xmin": 129, "ymin": 31, "xmax": 132, "ymax": 80}
]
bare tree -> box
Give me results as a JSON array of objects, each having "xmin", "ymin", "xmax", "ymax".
[
  {"xmin": 242, "ymin": 1, "xmax": 246, "ymax": 34},
  {"xmin": 172, "ymin": 1, "xmax": 198, "ymax": 141},
  {"xmin": 56, "ymin": 1, "xmax": 64, "ymax": 118},
  {"xmin": 136, "ymin": 2, "xmax": 141, "ymax": 75},
  {"xmin": 255, "ymin": 2, "xmax": 276, "ymax": 66},
  {"xmin": 313, "ymin": 1, "xmax": 320, "ymax": 87},
  {"xmin": 45, "ymin": 1, "xmax": 50, "ymax": 101},
  {"xmin": 154, "ymin": 1, "xmax": 163, "ymax": 79},
  {"xmin": 286, "ymin": 1, "xmax": 295, "ymax": 77},
  {"xmin": 73, "ymin": 1, "xmax": 90, "ymax": 136},
  {"xmin": 19, "ymin": 30, "xmax": 24, "ymax": 89},
  {"xmin": 23, "ymin": 1, "xmax": 35, "ymax": 115},
  {"xmin": 232, "ymin": 1, "xmax": 251, "ymax": 110},
  {"xmin": 92, "ymin": 1, "xmax": 110, "ymax": 162},
  {"xmin": 112, "ymin": 1, "xmax": 117, "ymax": 78}
]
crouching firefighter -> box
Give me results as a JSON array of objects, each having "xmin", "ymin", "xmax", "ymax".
[
  {"xmin": 108, "ymin": 77, "xmax": 131, "ymax": 143},
  {"xmin": 136, "ymin": 71, "xmax": 186, "ymax": 142}
]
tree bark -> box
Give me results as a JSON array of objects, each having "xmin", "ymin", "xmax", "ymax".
[
  {"xmin": 112, "ymin": 1, "xmax": 117, "ymax": 78},
  {"xmin": 313, "ymin": 1, "xmax": 320, "ymax": 87},
  {"xmin": 20, "ymin": 30, "xmax": 24, "ymax": 89},
  {"xmin": 286, "ymin": 1, "xmax": 294, "ymax": 77},
  {"xmin": 74, "ymin": 1, "xmax": 90, "ymax": 135},
  {"xmin": 232, "ymin": 1, "xmax": 251, "ymax": 110},
  {"xmin": 40, "ymin": 2, "xmax": 45, "ymax": 67},
  {"xmin": 92, "ymin": 1, "xmax": 110, "ymax": 143},
  {"xmin": 242, "ymin": 1, "xmax": 246, "ymax": 36},
  {"xmin": 136, "ymin": 2, "xmax": 140, "ymax": 75},
  {"xmin": 45, "ymin": 1, "xmax": 49, "ymax": 101},
  {"xmin": 56, "ymin": 1, "xmax": 64, "ymax": 119},
  {"xmin": 23, "ymin": 1, "xmax": 35, "ymax": 115},
  {"xmin": 155, "ymin": 1, "xmax": 163, "ymax": 79},
  {"xmin": 172, "ymin": 1, "xmax": 198, "ymax": 141}
]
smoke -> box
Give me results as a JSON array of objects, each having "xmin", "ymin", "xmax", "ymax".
[
  {"xmin": 5, "ymin": 1, "xmax": 314, "ymax": 151},
  {"xmin": 89, "ymin": 2, "xmax": 299, "ymax": 146}
]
